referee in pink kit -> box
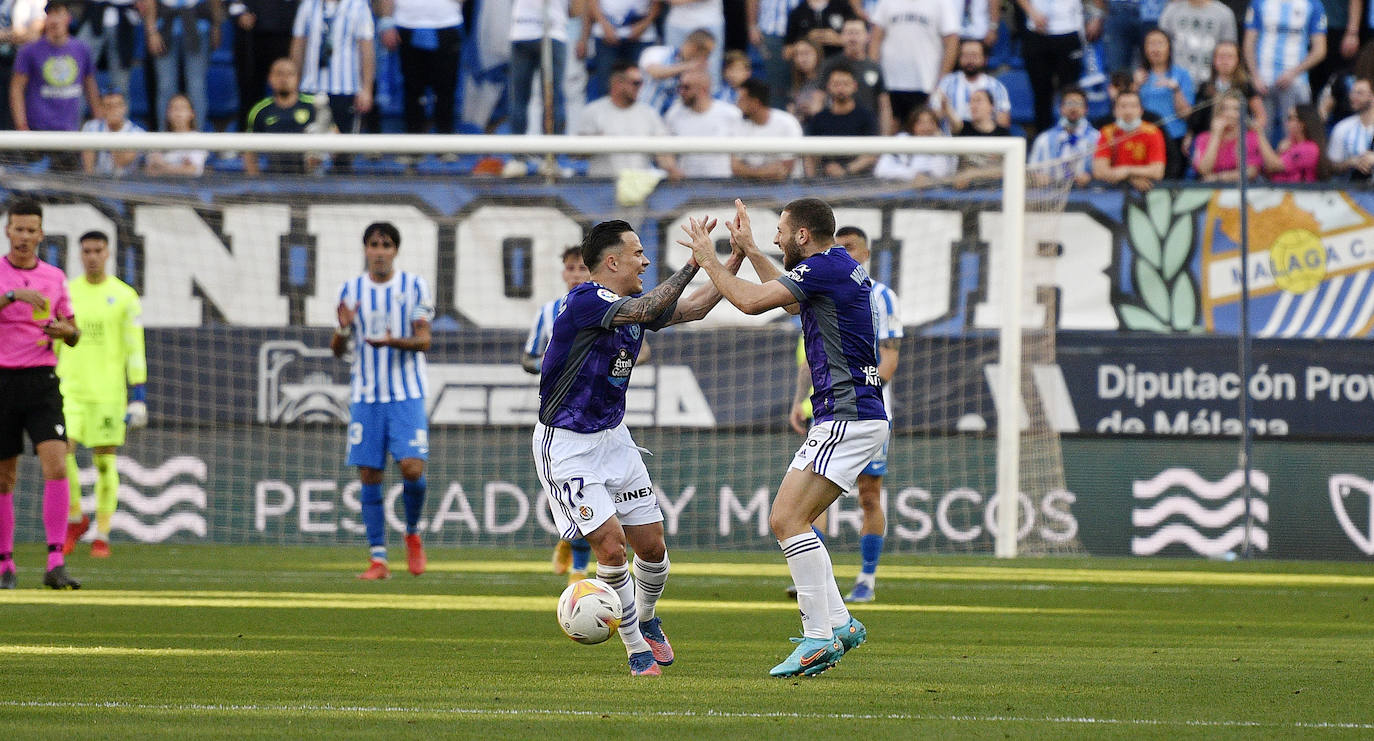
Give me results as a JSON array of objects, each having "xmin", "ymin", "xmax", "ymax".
[{"xmin": 0, "ymin": 198, "xmax": 83, "ymax": 589}]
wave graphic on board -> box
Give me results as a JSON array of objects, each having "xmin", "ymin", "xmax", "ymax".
[
  {"xmin": 72, "ymin": 456, "xmax": 209, "ymax": 544},
  {"xmin": 1131, "ymin": 468, "xmax": 1269, "ymax": 556}
]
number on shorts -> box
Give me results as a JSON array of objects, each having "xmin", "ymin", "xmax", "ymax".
[
  {"xmin": 560, "ymin": 477, "xmax": 584, "ymax": 507},
  {"xmin": 348, "ymin": 422, "xmax": 363, "ymax": 445}
]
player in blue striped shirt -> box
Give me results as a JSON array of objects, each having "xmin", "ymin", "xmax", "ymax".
[
  {"xmin": 330, "ymin": 222, "xmax": 435, "ymax": 581},
  {"xmin": 521, "ymin": 245, "xmax": 596, "ymax": 583}
]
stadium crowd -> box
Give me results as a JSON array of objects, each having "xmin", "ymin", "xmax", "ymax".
[{"xmin": 2, "ymin": 0, "xmax": 1372, "ymax": 186}]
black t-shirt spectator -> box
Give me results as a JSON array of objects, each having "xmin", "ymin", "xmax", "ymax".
[
  {"xmin": 785, "ymin": 0, "xmax": 856, "ymax": 56},
  {"xmin": 806, "ymin": 104, "xmax": 877, "ymax": 167},
  {"xmin": 819, "ymin": 57, "xmax": 886, "ymax": 115},
  {"xmin": 246, "ymin": 94, "xmax": 320, "ymax": 174}
]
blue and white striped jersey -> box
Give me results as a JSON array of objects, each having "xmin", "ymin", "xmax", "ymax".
[
  {"xmin": 757, "ymin": 0, "xmax": 803, "ymax": 36},
  {"xmin": 872, "ymin": 280, "xmax": 901, "ymax": 416},
  {"xmin": 1029, "ymin": 118, "xmax": 1100, "ymax": 180},
  {"xmin": 934, "ymin": 71, "xmax": 1011, "ymax": 126},
  {"xmin": 524, "ymin": 294, "xmax": 569, "ymax": 359},
  {"xmin": 293, "ymin": 0, "xmax": 376, "ymax": 96},
  {"xmin": 1245, "ymin": 0, "xmax": 1326, "ymax": 86},
  {"xmin": 1327, "ymin": 113, "xmax": 1374, "ymax": 164},
  {"xmin": 338, "ymin": 271, "xmax": 435, "ymax": 403}
]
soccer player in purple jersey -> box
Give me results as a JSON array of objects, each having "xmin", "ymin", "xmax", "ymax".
[
  {"xmin": 681, "ymin": 198, "xmax": 883, "ymax": 677},
  {"xmin": 533, "ymin": 219, "xmax": 743, "ymax": 676},
  {"xmin": 330, "ymin": 222, "xmax": 434, "ymax": 581},
  {"xmin": 0, "ymin": 198, "xmax": 83, "ymax": 589}
]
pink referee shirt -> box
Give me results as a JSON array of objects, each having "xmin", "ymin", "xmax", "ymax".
[{"xmin": 0, "ymin": 255, "xmax": 73, "ymax": 369}]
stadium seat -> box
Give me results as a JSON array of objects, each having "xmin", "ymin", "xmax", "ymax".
[{"xmin": 997, "ymin": 69, "xmax": 1035, "ymax": 125}]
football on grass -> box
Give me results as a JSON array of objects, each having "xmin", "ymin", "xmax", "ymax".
[{"xmin": 557, "ymin": 578, "xmax": 621, "ymax": 645}]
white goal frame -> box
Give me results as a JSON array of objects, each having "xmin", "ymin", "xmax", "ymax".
[{"xmin": 0, "ymin": 131, "xmax": 1028, "ymax": 557}]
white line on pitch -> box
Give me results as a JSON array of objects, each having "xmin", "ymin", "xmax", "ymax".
[{"xmin": 3, "ymin": 700, "xmax": 1371, "ymax": 729}]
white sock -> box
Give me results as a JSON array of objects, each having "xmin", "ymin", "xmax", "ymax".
[
  {"xmin": 855, "ymin": 571, "xmax": 875, "ymax": 588},
  {"xmin": 632, "ymin": 553, "xmax": 669, "ymax": 623},
  {"xmin": 779, "ymin": 532, "xmax": 833, "ymax": 639},
  {"xmin": 820, "ymin": 545, "xmax": 852, "ymax": 630},
  {"xmin": 596, "ymin": 561, "xmax": 649, "ymax": 655}
]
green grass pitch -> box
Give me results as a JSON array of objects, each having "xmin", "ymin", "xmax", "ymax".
[{"xmin": 1, "ymin": 545, "xmax": 1372, "ymax": 739}]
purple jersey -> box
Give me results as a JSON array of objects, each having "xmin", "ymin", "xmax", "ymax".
[
  {"xmin": 13, "ymin": 36, "xmax": 94, "ymax": 132},
  {"xmin": 538, "ymin": 281, "xmax": 675, "ymax": 432},
  {"xmin": 776, "ymin": 246, "xmax": 887, "ymax": 423}
]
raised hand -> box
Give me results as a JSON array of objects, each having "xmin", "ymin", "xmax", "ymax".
[
  {"xmin": 723, "ymin": 199, "xmax": 756, "ymax": 255},
  {"xmin": 675, "ymin": 215, "xmax": 718, "ymax": 264}
]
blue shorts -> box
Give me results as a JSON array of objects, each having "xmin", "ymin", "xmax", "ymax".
[
  {"xmin": 346, "ymin": 399, "xmax": 429, "ymax": 470},
  {"xmin": 860, "ymin": 423, "xmax": 891, "ymax": 477}
]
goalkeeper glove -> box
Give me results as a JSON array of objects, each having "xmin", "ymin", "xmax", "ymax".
[{"xmin": 126, "ymin": 385, "xmax": 148, "ymax": 429}]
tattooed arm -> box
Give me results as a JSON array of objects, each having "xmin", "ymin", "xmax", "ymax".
[
  {"xmin": 610, "ymin": 261, "xmax": 701, "ymax": 326},
  {"xmin": 662, "ymin": 250, "xmax": 746, "ymax": 326}
]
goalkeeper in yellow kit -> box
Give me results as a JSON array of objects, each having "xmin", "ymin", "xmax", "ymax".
[{"xmin": 57, "ymin": 231, "xmax": 147, "ymax": 558}]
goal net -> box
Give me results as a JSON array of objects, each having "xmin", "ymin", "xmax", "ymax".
[{"xmin": 2, "ymin": 131, "xmax": 1080, "ymax": 558}]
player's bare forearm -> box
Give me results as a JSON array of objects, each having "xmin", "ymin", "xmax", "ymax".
[
  {"xmin": 612, "ymin": 263, "xmax": 699, "ymax": 326},
  {"xmin": 878, "ymin": 342, "xmax": 899, "ymax": 382},
  {"xmin": 793, "ymin": 357, "xmax": 810, "ymax": 406},
  {"xmin": 698, "ymin": 255, "xmax": 795, "ymax": 315},
  {"xmin": 667, "ymin": 251, "xmax": 745, "ymax": 325}
]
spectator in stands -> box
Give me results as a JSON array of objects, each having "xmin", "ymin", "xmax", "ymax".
[
  {"xmin": 786, "ymin": 37, "xmax": 825, "ymax": 123},
  {"xmin": 80, "ymin": 90, "xmax": 145, "ymax": 176},
  {"xmin": 10, "ymin": 1, "xmax": 101, "ymax": 135},
  {"xmin": 952, "ymin": 88, "xmax": 1009, "ymax": 186},
  {"xmin": 291, "ymin": 0, "xmax": 375, "ymax": 138},
  {"xmin": 1016, "ymin": 0, "xmax": 1086, "ymax": 134},
  {"xmin": 934, "ymin": 39, "xmax": 1011, "ymax": 133},
  {"xmin": 874, "ymin": 107, "xmax": 956, "ymax": 184},
  {"xmin": 1307, "ymin": 0, "xmax": 1362, "ymax": 98},
  {"xmin": 731, "ymin": 76, "xmax": 803, "ymax": 180},
  {"xmin": 1192, "ymin": 91, "xmax": 1262, "ymax": 180},
  {"xmin": 74, "ymin": 0, "xmax": 145, "ymax": 101},
  {"xmin": 639, "ymin": 27, "xmax": 715, "ymax": 114},
  {"xmin": 804, "ymin": 64, "xmax": 878, "ymax": 177},
  {"xmin": 1317, "ymin": 39, "xmax": 1374, "ymax": 125},
  {"xmin": 717, "ymin": 49, "xmax": 751, "ymax": 103},
  {"xmin": 508, "ymin": 0, "xmax": 571, "ymax": 135},
  {"xmin": 1158, "ymin": 0, "xmax": 1238, "ymax": 88},
  {"xmin": 1261, "ymin": 103, "xmax": 1328, "ymax": 181},
  {"xmin": 958, "ymin": 0, "xmax": 1000, "ymax": 45},
  {"xmin": 819, "ymin": 18, "xmax": 890, "ymax": 132},
  {"xmin": 1093, "ymin": 89, "xmax": 1167, "ymax": 189},
  {"xmin": 577, "ymin": 59, "xmax": 680, "ymax": 178},
  {"xmin": 747, "ymin": 0, "xmax": 803, "ymax": 108},
  {"xmin": 146, "ymin": 93, "xmax": 209, "ymax": 175},
  {"xmin": 662, "ymin": 0, "xmax": 724, "ymax": 93},
  {"xmin": 784, "ymin": 0, "xmax": 854, "ymax": 58},
  {"xmin": 0, "ymin": 0, "xmax": 48, "ymax": 130},
  {"xmin": 1029, "ymin": 85, "xmax": 1099, "ymax": 186},
  {"xmin": 589, "ymin": 0, "xmax": 661, "ymax": 101},
  {"xmin": 664, "ymin": 68, "xmax": 740, "ymax": 177},
  {"xmin": 231, "ymin": 0, "xmax": 302, "ymax": 133},
  {"xmin": 870, "ymin": 0, "xmax": 958, "ymax": 126},
  {"xmin": 244, "ymin": 57, "xmax": 331, "ymax": 175},
  {"xmin": 377, "ymin": 0, "xmax": 465, "ymax": 136},
  {"xmin": 1327, "ymin": 76, "xmax": 1374, "ymax": 179},
  {"xmin": 1190, "ymin": 40, "xmax": 1263, "ymax": 135},
  {"xmin": 1244, "ymin": 0, "xmax": 1326, "ymax": 144},
  {"xmin": 145, "ymin": 0, "xmax": 224, "ymax": 131},
  {"xmin": 1136, "ymin": 28, "xmax": 1194, "ymax": 178}
]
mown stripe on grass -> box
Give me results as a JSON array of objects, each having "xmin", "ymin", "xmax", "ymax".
[
  {"xmin": 0, "ymin": 646, "xmax": 282, "ymax": 657},
  {"xmin": 374, "ymin": 561, "xmax": 1374, "ymax": 588},
  {"xmin": 0, "ymin": 590, "xmax": 1098, "ymax": 615},
  {"xmin": 3, "ymin": 700, "xmax": 1372, "ymax": 730}
]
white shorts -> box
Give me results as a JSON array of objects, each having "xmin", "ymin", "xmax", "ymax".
[
  {"xmin": 533, "ymin": 421, "xmax": 663, "ymax": 539},
  {"xmin": 789, "ymin": 419, "xmax": 891, "ymax": 492}
]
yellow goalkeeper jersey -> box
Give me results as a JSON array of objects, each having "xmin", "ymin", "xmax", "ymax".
[{"xmin": 57, "ymin": 276, "xmax": 147, "ymax": 403}]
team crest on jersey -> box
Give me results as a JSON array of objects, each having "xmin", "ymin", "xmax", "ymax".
[
  {"xmin": 626, "ymin": 325, "xmax": 641, "ymax": 340},
  {"xmin": 608, "ymin": 348, "xmax": 634, "ymax": 386},
  {"xmin": 578, "ymin": 505, "xmax": 594, "ymax": 520},
  {"xmin": 597, "ymin": 288, "xmax": 621, "ymax": 303}
]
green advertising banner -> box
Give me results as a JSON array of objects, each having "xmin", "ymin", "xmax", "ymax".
[{"xmin": 17, "ymin": 429, "xmax": 1373, "ymax": 561}]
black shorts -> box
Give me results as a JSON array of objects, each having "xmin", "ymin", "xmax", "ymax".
[{"xmin": 0, "ymin": 366, "xmax": 66, "ymax": 459}]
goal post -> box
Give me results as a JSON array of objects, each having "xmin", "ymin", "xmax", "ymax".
[{"xmin": 0, "ymin": 131, "xmax": 1065, "ymax": 559}]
